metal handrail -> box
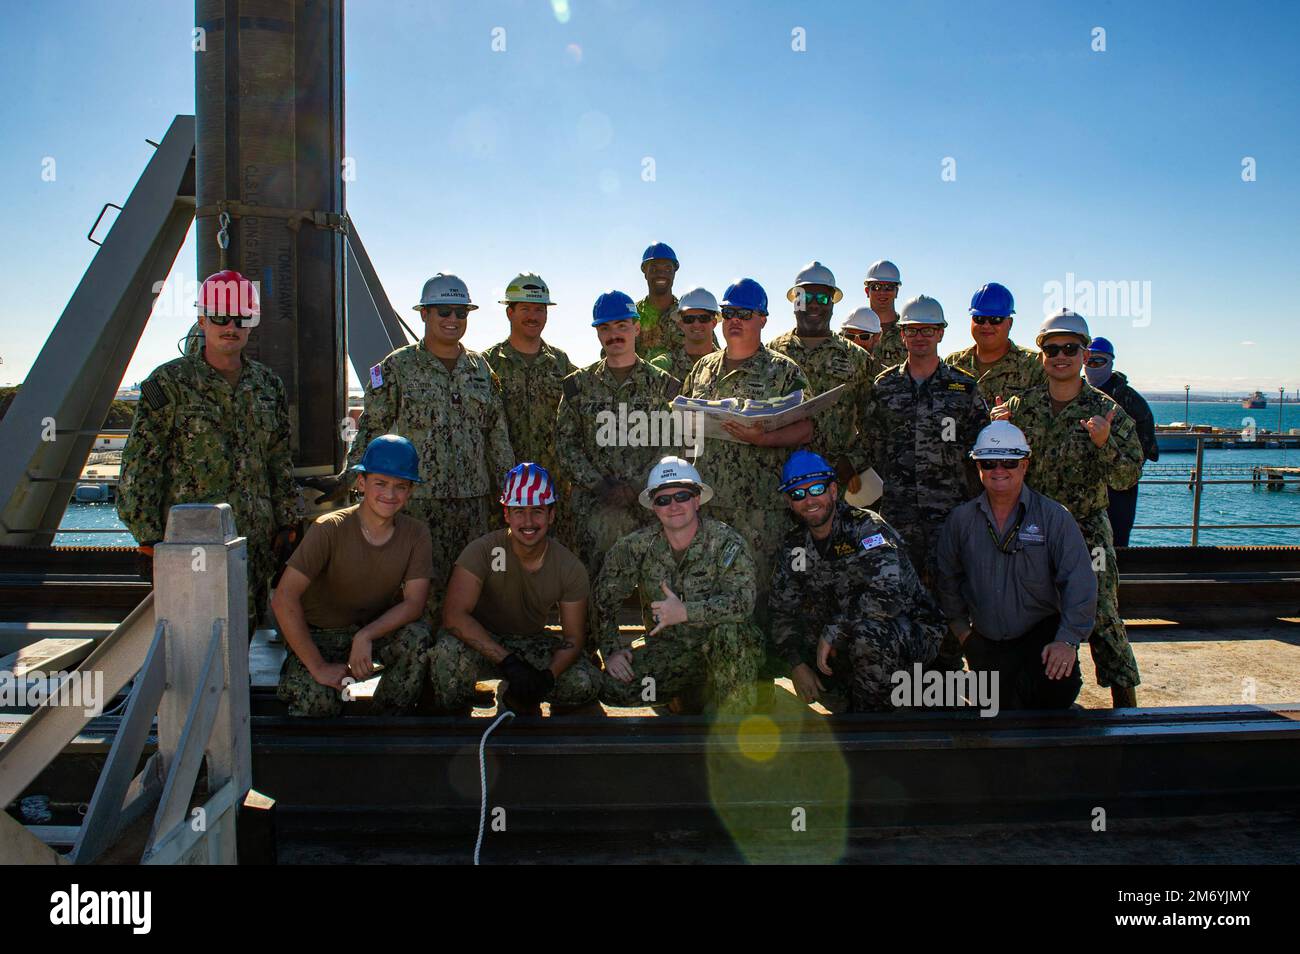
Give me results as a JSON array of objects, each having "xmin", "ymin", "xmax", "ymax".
[{"xmin": 1135, "ymin": 432, "xmax": 1299, "ymax": 544}]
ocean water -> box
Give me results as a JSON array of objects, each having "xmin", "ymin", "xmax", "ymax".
[{"xmin": 54, "ymin": 399, "xmax": 1300, "ymax": 549}]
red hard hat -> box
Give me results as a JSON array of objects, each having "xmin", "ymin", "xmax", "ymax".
[{"xmin": 198, "ymin": 269, "xmax": 260, "ymax": 319}]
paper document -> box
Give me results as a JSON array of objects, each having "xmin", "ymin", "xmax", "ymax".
[{"xmin": 671, "ymin": 385, "xmax": 848, "ymax": 443}]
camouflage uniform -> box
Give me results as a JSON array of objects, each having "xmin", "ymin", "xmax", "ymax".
[
  {"xmin": 874, "ymin": 320, "xmax": 908, "ymax": 369},
  {"xmin": 680, "ymin": 347, "xmax": 809, "ymax": 602},
  {"xmin": 945, "ymin": 340, "xmax": 1046, "ymax": 405},
  {"xmin": 1005, "ymin": 383, "xmax": 1144, "ymax": 688},
  {"xmin": 635, "ymin": 295, "xmax": 680, "ymax": 364},
  {"xmin": 428, "ymin": 630, "xmax": 601, "ymax": 711},
  {"xmin": 863, "ymin": 361, "xmax": 989, "ymax": 582},
  {"xmin": 482, "ymin": 339, "xmax": 574, "ymax": 481},
  {"xmin": 350, "ymin": 344, "xmax": 514, "ymax": 610},
  {"xmin": 769, "ymin": 330, "xmax": 875, "ymax": 478},
  {"xmin": 649, "ymin": 344, "xmax": 717, "ymax": 384},
  {"xmin": 593, "ymin": 516, "xmax": 762, "ymax": 713},
  {"xmin": 769, "ymin": 501, "xmax": 944, "ymax": 711},
  {"xmin": 117, "ymin": 354, "xmax": 297, "ymax": 630},
  {"xmin": 555, "ymin": 358, "xmax": 682, "ymax": 580},
  {"xmin": 276, "ymin": 620, "xmax": 433, "ymax": 717}
]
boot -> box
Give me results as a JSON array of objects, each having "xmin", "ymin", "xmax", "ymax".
[{"xmin": 1110, "ymin": 685, "xmax": 1137, "ymax": 708}]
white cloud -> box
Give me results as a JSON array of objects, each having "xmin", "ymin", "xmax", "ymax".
[{"xmin": 1240, "ymin": 340, "xmax": 1256, "ymax": 346}]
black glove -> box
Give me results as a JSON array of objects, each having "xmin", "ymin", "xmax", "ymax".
[
  {"xmin": 499, "ymin": 653, "xmax": 555, "ymax": 706},
  {"xmin": 300, "ymin": 469, "xmax": 352, "ymax": 507}
]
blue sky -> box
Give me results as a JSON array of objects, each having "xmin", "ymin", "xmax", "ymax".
[{"xmin": 2, "ymin": 0, "xmax": 1298, "ymax": 394}]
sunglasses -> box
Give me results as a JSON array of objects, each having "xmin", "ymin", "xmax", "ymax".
[
  {"xmin": 798, "ymin": 291, "xmax": 833, "ymax": 306},
  {"xmin": 866, "ymin": 282, "xmax": 899, "ymax": 293},
  {"xmin": 843, "ymin": 331, "xmax": 877, "ymax": 342},
  {"xmin": 786, "ymin": 482, "xmax": 830, "ymax": 501},
  {"xmin": 427, "ymin": 305, "xmax": 469, "ymax": 319},
  {"xmin": 680, "ymin": 313, "xmax": 716, "ymax": 325},
  {"xmin": 653, "ymin": 489, "xmax": 699, "ymax": 507},
  {"xmin": 721, "ymin": 307, "xmax": 758, "ymax": 321},
  {"xmin": 204, "ymin": 314, "xmax": 259, "ymax": 328},
  {"xmin": 1085, "ymin": 355, "xmax": 1111, "ymax": 368},
  {"xmin": 972, "ymin": 315, "xmax": 1009, "ymax": 326},
  {"xmin": 901, "ymin": 326, "xmax": 940, "ymax": 338},
  {"xmin": 978, "ymin": 459, "xmax": 1023, "ymax": 470},
  {"xmin": 1041, "ymin": 342, "xmax": 1083, "ymax": 358}
]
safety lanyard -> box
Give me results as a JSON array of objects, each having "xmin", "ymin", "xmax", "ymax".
[{"xmin": 985, "ymin": 508, "xmax": 1025, "ymax": 555}]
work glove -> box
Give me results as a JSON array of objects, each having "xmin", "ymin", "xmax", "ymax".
[
  {"xmin": 499, "ymin": 653, "xmax": 555, "ymax": 706},
  {"xmin": 300, "ymin": 469, "xmax": 352, "ymax": 507}
]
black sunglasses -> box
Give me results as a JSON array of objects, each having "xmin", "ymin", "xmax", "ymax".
[
  {"xmin": 653, "ymin": 489, "xmax": 699, "ymax": 507},
  {"xmin": 428, "ymin": 305, "xmax": 469, "ymax": 319},
  {"xmin": 720, "ymin": 307, "xmax": 758, "ymax": 321},
  {"xmin": 972, "ymin": 315, "xmax": 1009, "ymax": 326},
  {"xmin": 204, "ymin": 314, "xmax": 258, "ymax": 328},
  {"xmin": 680, "ymin": 314, "xmax": 716, "ymax": 325},
  {"xmin": 977, "ymin": 459, "xmax": 1023, "ymax": 470},
  {"xmin": 866, "ymin": 282, "xmax": 898, "ymax": 293},
  {"xmin": 1041, "ymin": 342, "xmax": 1083, "ymax": 358},
  {"xmin": 1085, "ymin": 355, "xmax": 1111, "ymax": 368},
  {"xmin": 786, "ymin": 482, "xmax": 830, "ymax": 501}
]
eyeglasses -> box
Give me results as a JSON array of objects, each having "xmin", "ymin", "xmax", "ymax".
[
  {"xmin": 653, "ymin": 489, "xmax": 698, "ymax": 507},
  {"xmin": 972, "ymin": 315, "xmax": 1009, "ymax": 326},
  {"xmin": 720, "ymin": 308, "xmax": 757, "ymax": 321},
  {"xmin": 867, "ymin": 282, "xmax": 899, "ymax": 293},
  {"xmin": 977, "ymin": 459, "xmax": 1023, "ymax": 470},
  {"xmin": 798, "ymin": 291, "xmax": 832, "ymax": 306},
  {"xmin": 680, "ymin": 313, "xmax": 716, "ymax": 325},
  {"xmin": 1085, "ymin": 355, "xmax": 1111, "ymax": 368},
  {"xmin": 843, "ymin": 331, "xmax": 877, "ymax": 342},
  {"xmin": 786, "ymin": 482, "xmax": 830, "ymax": 501},
  {"xmin": 900, "ymin": 326, "xmax": 940, "ymax": 338},
  {"xmin": 204, "ymin": 314, "xmax": 258, "ymax": 328},
  {"xmin": 1041, "ymin": 342, "xmax": 1083, "ymax": 358},
  {"xmin": 427, "ymin": 305, "xmax": 469, "ymax": 319}
]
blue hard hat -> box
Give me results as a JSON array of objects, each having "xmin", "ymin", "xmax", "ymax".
[
  {"xmin": 592, "ymin": 290, "xmax": 640, "ymax": 326},
  {"xmin": 779, "ymin": 449, "xmax": 837, "ymax": 493},
  {"xmin": 720, "ymin": 278, "xmax": 769, "ymax": 315},
  {"xmin": 1089, "ymin": 336, "xmax": 1115, "ymax": 356},
  {"xmin": 969, "ymin": 282, "xmax": 1015, "ymax": 317},
  {"xmin": 353, "ymin": 434, "xmax": 422, "ymax": 482},
  {"xmin": 641, "ymin": 242, "xmax": 679, "ymax": 267}
]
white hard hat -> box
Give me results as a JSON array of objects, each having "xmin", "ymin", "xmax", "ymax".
[
  {"xmin": 1036, "ymin": 308, "xmax": 1091, "ymax": 347},
  {"xmin": 898, "ymin": 294, "xmax": 946, "ymax": 326},
  {"xmin": 414, "ymin": 272, "xmax": 478, "ymax": 312},
  {"xmin": 678, "ymin": 286, "xmax": 720, "ymax": 313},
  {"xmin": 639, "ymin": 456, "xmax": 714, "ymax": 509},
  {"xmin": 786, "ymin": 261, "xmax": 843, "ymax": 304},
  {"xmin": 499, "ymin": 272, "xmax": 556, "ymax": 306},
  {"xmin": 866, "ymin": 260, "xmax": 901, "ymax": 284},
  {"xmin": 970, "ymin": 421, "xmax": 1031, "ymax": 460},
  {"xmin": 842, "ymin": 306, "xmax": 881, "ymax": 334}
]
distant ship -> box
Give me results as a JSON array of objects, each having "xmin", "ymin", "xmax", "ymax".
[{"xmin": 1243, "ymin": 390, "xmax": 1267, "ymax": 409}]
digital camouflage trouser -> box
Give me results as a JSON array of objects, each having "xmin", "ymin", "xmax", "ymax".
[
  {"xmin": 599, "ymin": 620, "xmax": 763, "ymax": 715},
  {"xmin": 428, "ymin": 628, "xmax": 601, "ymax": 711},
  {"xmin": 405, "ymin": 495, "xmax": 491, "ymax": 619},
  {"xmin": 276, "ymin": 621, "xmax": 434, "ymax": 717},
  {"xmin": 1077, "ymin": 510, "xmax": 1140, "ymax": 689}
]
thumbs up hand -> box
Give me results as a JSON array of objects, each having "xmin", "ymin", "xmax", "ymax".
[{"xmin": 1081, "ymin": 407, "xmax": 1116, "ymax": 448}]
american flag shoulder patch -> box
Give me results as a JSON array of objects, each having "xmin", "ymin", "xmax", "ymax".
[{"xmin": 369, "ymin": 364, "xmax": 384, "ymax": 389}]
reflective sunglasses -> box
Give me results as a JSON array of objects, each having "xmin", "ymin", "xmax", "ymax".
[
  {"xmin": 720, "ymin": 307, "xmax": 758, "ymax": 321},
  {"xmin": 798, "ymin": 291, "xmax": 833, "ymax": 306},
  {"xmin": 978, "ymin": 459, "xmax": 1023, "ymax": 470},
  {"xmin": 867, "ymin": 282, "xmax": 899, "ymax": 293},
  {"xmin": 431, "ymin": 305, "xmax": 470, "ymax": 319},
  {"xmin": 972, "ymin": 315, "xmax": 1009, "ymax": 326},
  {"xmin": 1041, "ymin": 342, "xmax": 1083, "ymax": 358},
  {"xmin": 680, "ymin": 313, "xmax": 716, "ymax": 325},
  {"xmin": 653, "ymin": 489, "xmax": 699, "ymax": 507},
  {"xmin": 786, "ymin": 482, "xmax": 830, "ymax": 501},
  {"xmin": 1085, "ymin": 354, "xmax": 1112, "ymax": 368},
  {"xmin": 901, "ymin": 326, "xmax": 940, "ymax": 338}
]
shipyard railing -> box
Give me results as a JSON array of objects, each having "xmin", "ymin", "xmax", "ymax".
[{"xmin": 1136, "ymin": 432, "xmax": 1300, "ymax": 545}]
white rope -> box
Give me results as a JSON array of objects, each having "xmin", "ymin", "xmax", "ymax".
[{"xmin": 474, "ymin": 709, "xmax": 515, "ymax": 865}]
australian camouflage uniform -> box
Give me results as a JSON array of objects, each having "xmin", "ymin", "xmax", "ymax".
[
  {"xmin": 428, "ymin": 629, "xmax": 601, "ymax": 712},
  {"xmin": 680, "ymin": 347, "xmax": 809, "ymax": 610},
  {"xmin": 555, "ymin": 358, "xmax": 682, "ymax": 581},
  {"xmin": 1005, "ymin": 382, "xmax": 1145, "ymax": 688},
  {"xmin": 117, "ymin": 354, "xmax": 298, "ymax": 631},
  {"xmin": 276, "ymin": 621, "xmax": 434, "ymax": 717},
  {"xmin": 768, "ymin": 330, "xmax": 875, "ymax": 481},
  {"xmin": 593, "ymin": 516, "xmax": 762, "ymax": 713},
  {"xmin": 769, "ymin": 501, "xmax": 945, "ymax": 711},
  {"xmin": 945, "ymin": 340, "xmax": 1047, "ymax": 405},
  {"xmin": 874, "ymin": 320, "xmax": 908, "ymax": 369},
  {"xmin": 350, "ymin": 343, "xmax": 514, "ymax": 612}
]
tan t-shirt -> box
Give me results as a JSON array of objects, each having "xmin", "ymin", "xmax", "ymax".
[
  {"xmin": 288, "ymin": 505, "xmax": 434, "ymax": 629},
  {"xmin": 455, "ymin": 528, "xmax": 589, "ymax": 636}
]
